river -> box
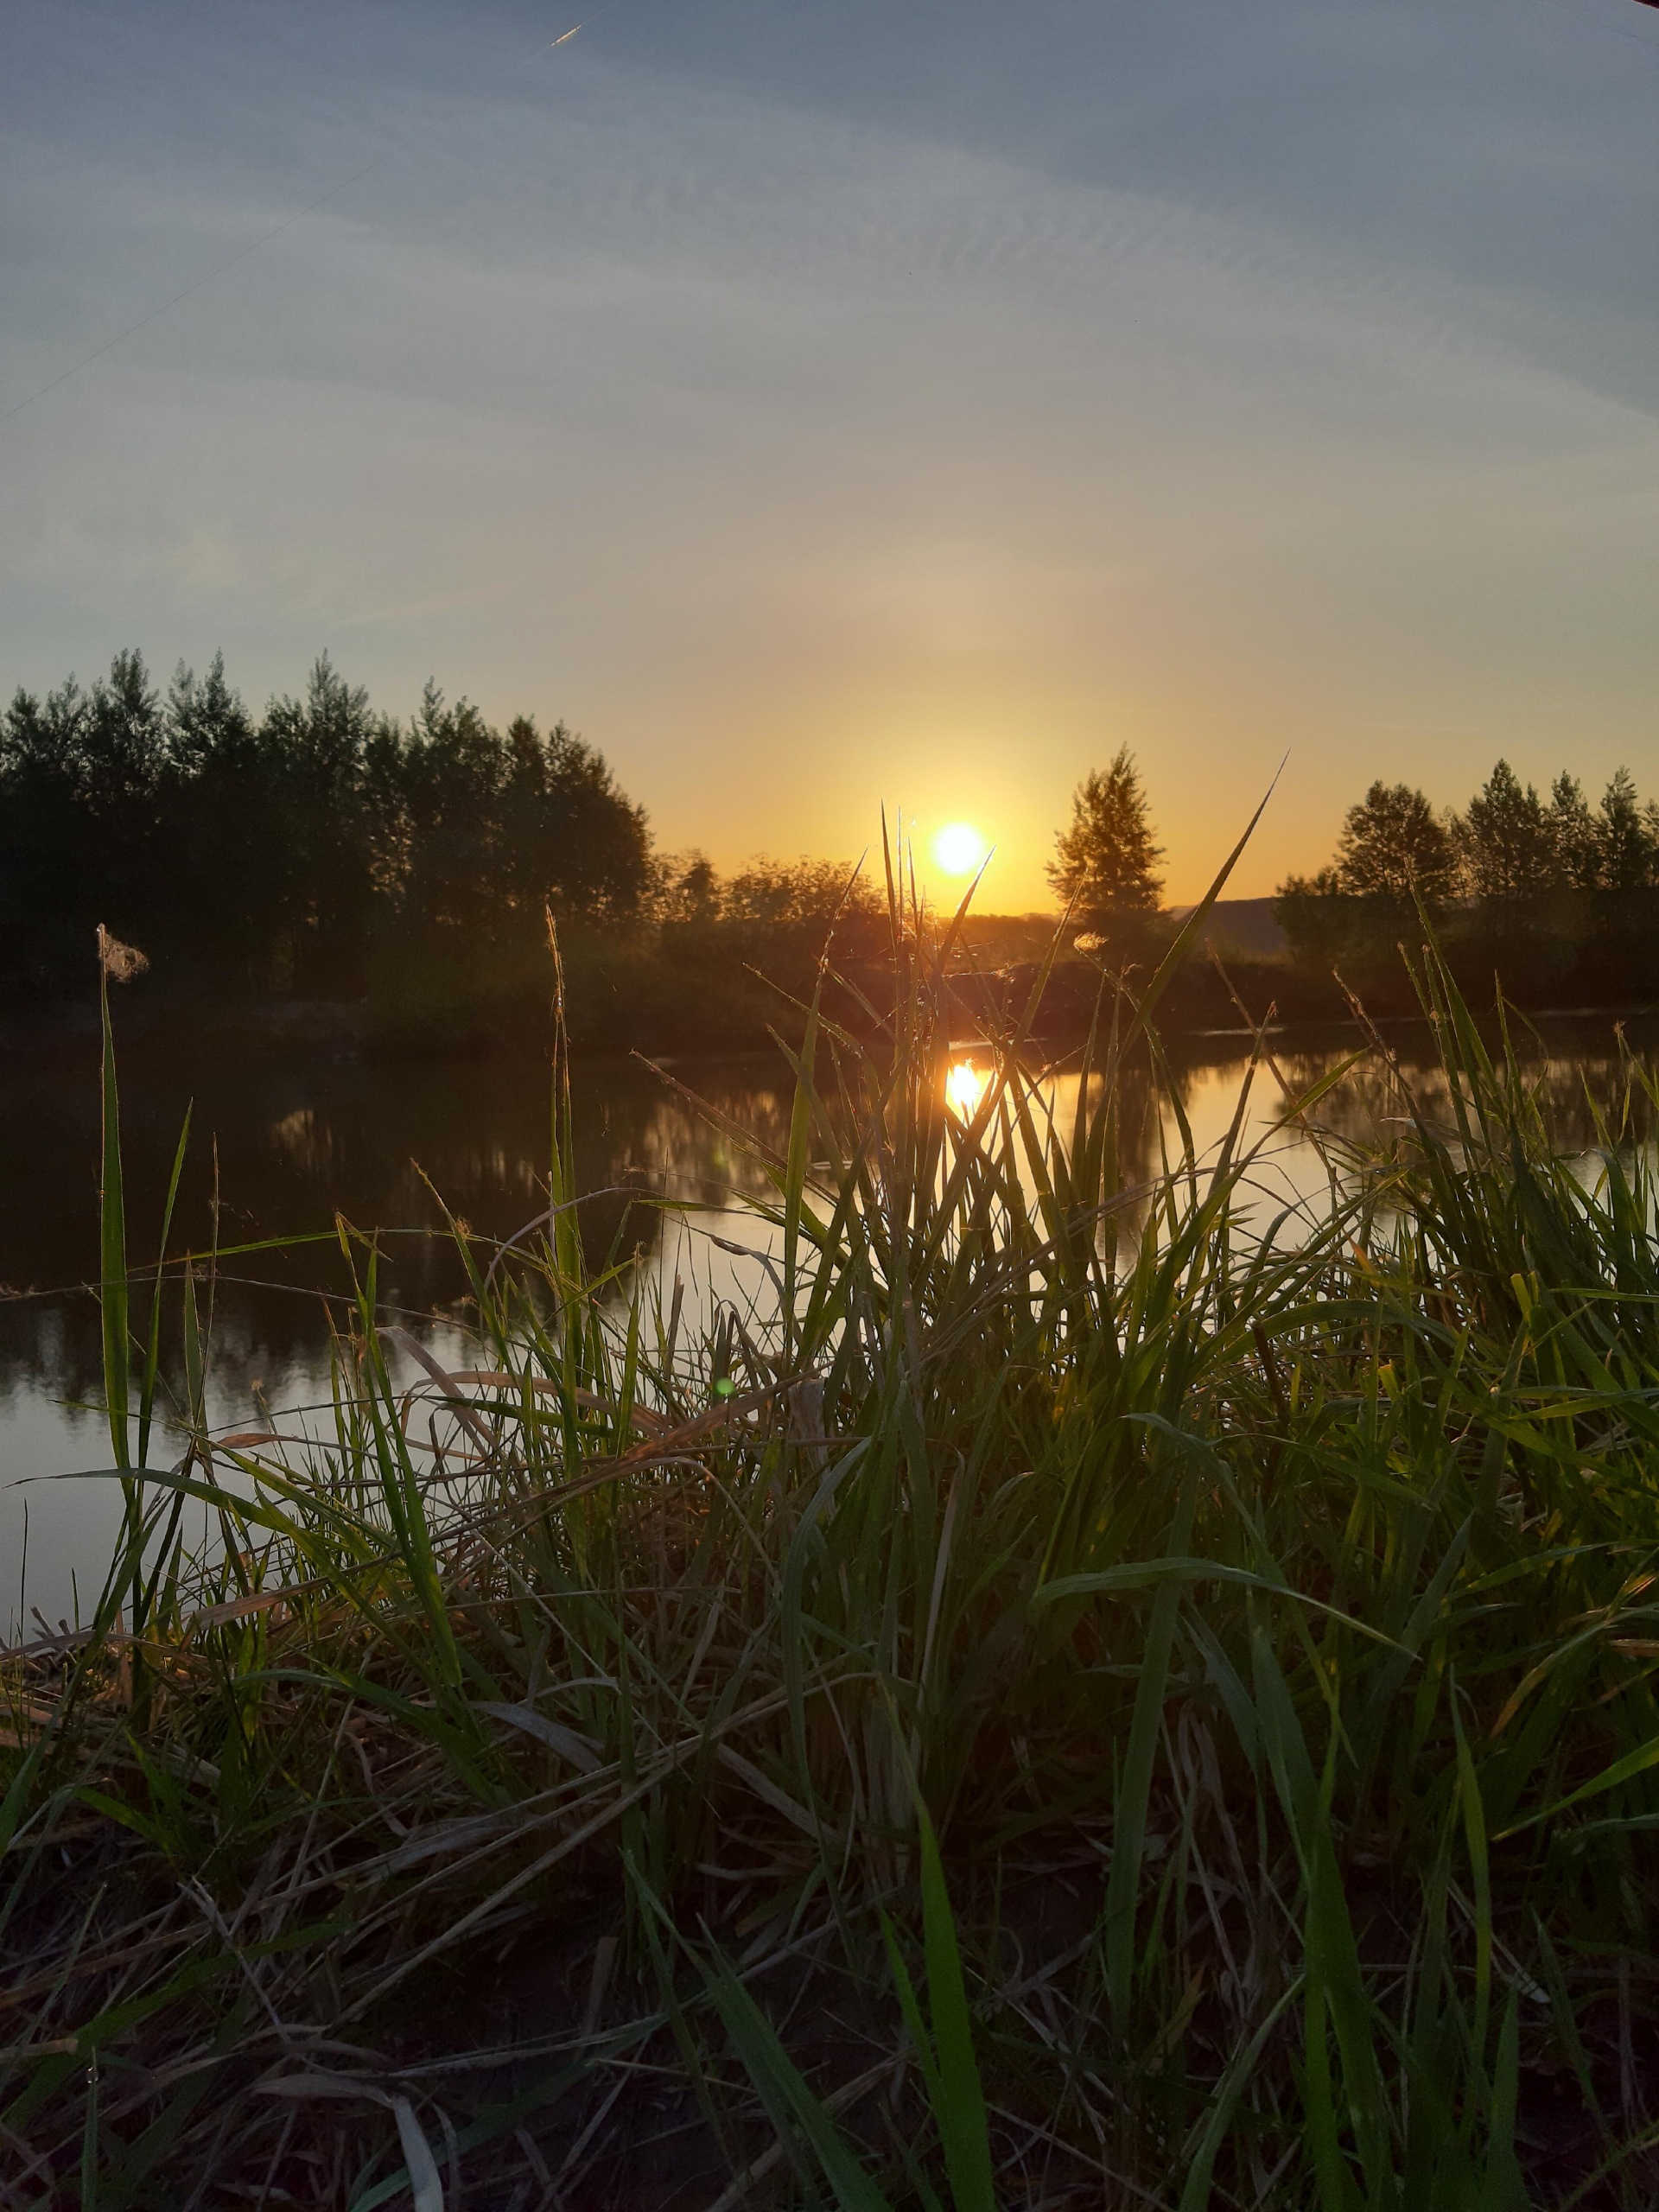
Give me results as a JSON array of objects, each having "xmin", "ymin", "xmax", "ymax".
[{"xmin": 3, "ymin": 1009, "xmax": 1649, "ymax": 1635}]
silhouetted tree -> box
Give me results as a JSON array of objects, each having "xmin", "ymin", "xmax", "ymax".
[
  {"xmin": 82, "ymin": 650, "xmax": 167, "ymax": 818},
  {"xmin": 259, "ymin": 657, "xmax": 397, "ymax": 991},
  {"xmin": 1454, "ymin": 761, "xmax": 1552, "ymax": 906},
  {"xmin": 397, "ymin": 684, "xmax": 509, "ymax": 941},
  {"xmin": 0, "ymin": 649, "xmax": 655, "ymax": 1009},
  {"xmin": 655, "ymin": 852, "xmax": 721, "ymax": 925},
  {"xmin": 0, "ymin": 653, "xmax": 168, "ymax": 988},
  {"xmin": 1548, "ymin": 774, "xmax": 1602, "ymax": 893},
  {"xmin": 1048, "ymin": 749, "xmax": 1164, "ymax": 935},
  {"xmin": 498, "ymin": 717, "xmax": 651, "ymax": 923},
  {"xmin": 0, "ymin": 683, "xmax": 89, "ymax": 989},
  {"xmin": 1594, "ymin": 768, "xmax": 1652, "ymax": 899},
  {"xmin": 1335, "ymin": 782, "xmax": 1458, "ymax": 905},
  {"xmin": 155, "ymin": 656, "xmax": 284, "ymax": 981},
  {"xmin": 1278, "ymin": 760, "xmax": 1659, "ymax": 1006}
]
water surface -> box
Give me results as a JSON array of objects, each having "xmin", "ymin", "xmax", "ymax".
[{"xmin": 3, "ymin": 1010, "xmax": 1648, "ymax": 1633}]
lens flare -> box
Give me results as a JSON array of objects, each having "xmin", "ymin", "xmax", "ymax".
[
  {"xmin": 932, "ymin": 822, "xmax": 988, "ymax": 877},
  {"xmin": 944, "ymin": 1058, "xmax": 989, "ymax": 1122}
]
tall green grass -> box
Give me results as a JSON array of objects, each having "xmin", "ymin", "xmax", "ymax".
[{"xmin": 5, "ymin": 890, "xmax": 1659, "ymax": 2208}]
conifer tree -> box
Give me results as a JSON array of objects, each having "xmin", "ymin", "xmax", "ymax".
[
  {"xmin": 1548, "ymin": 773, "xmax": 1602, "ymax": 892},
  {"xmin": 1596, "ymin": 767, "xmax": 1652, "ymax": 898},
  {"xmin": 1047, "ymin": 747, "xmax": 1164, "ymax": 927}
]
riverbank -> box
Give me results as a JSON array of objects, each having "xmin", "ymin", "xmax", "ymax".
[
  {"xmin": 4, "ymin": 957, "xmax": 1647, "ymax": 1069},
  {"xmin": 8, "ymin": 895, "xmax": 1655, "ymax": 1067}
]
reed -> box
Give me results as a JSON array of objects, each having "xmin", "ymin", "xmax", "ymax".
[{"xmin": 5, "ymin": 877, "xmax": 1659, "ymax": 2209}]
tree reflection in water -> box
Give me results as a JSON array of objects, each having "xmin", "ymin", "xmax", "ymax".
[
  {"xmin": 0, "ymin": 1046, "xmax": 792, "ymax": 1415},
  {"xmin": 2, "ymin": 1006, "xmax": 1652, "ymax": 1440},
  {"xmin": 3, "ymin": 1010, "xmax": 1656, "ymax": 1630}
]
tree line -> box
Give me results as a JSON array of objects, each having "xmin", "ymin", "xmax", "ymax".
[
  {"xmin": 7, "ymin": 647, "xmax": 1651, "ymax": 1038},
  {"xmin": 0, "ymin": 652, "xmax": 650, "ymax": 998},
  {"xmin": 0, "ymin": 651, "xmax": 884, "ymax": 1042},
  {"xmin": 1043, "ymin": 747, "xmax": 1659, "ymax": 1018},
  {"xmin": 1274, "ymin": 762, "xmax": 1659, "ymax": 989}
]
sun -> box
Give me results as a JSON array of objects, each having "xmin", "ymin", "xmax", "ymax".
[
  {"xmin": 932, "ymin": 821, "xmax": 988, "ymax": 878},
  {"xmin": 944, "ymin": 1058, "xmax": 989, "ymax": 1122}
]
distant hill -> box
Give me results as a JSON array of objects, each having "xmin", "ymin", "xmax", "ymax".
[
  {"xmin": 954, "ymin": 913, "xmax": 1066, "ymax": 964},
  {"xmin": 1169, "ymin": 897, "xmax": 1287, "ymax": 959},
  {"xmin": 961, "ymin": 902, "xmax": 1287, "ymax": 964}
]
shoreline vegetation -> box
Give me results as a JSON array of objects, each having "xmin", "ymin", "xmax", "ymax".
[
  {"xmin": 7, "ymin": 653, "xmax": 1659, "ymax": 1060},
  {"xmin": 6, "ymin": 866, "xmax": 1659, "ymax": 2207}
]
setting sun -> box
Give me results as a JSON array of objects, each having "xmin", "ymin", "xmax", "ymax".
[
  {"xmin": 944, "ymin": 1058, "xmax": 989, "ymax": 1121},
  {"xmin": 932, "ymin": 821, "xmax": 988, "ymax": 878}
]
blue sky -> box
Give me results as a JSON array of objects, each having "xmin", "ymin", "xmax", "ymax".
[{"xmin": 2, "ymin": 0, "xmax": 1656, "ymax": 902}]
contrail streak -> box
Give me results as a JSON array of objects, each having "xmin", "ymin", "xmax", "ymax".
[{"xmin": 0, "ymin": 4, "xmax": 619, "ymax": 437}]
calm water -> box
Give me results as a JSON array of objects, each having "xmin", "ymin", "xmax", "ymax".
[{"xmin": 3, "ymin": 1012, "xmax": 1649, "ymax": 1635}]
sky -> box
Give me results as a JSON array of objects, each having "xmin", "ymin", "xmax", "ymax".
[{"xmin": 2, "ymin": 0, "xmax": 1656, "ymax": 907}]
